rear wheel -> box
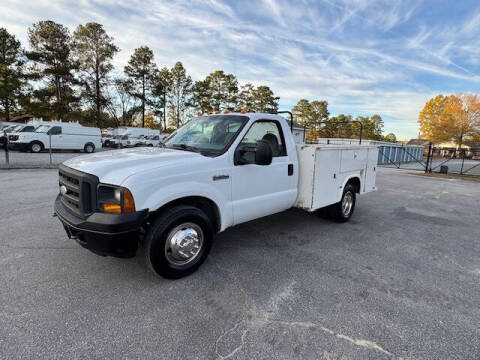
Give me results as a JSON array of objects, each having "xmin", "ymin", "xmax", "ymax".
[
  {"xmin": 328, "ymin": 184, "xmax": 356, "ymax": 222},
  {"xmin": 29, "ymin": 141, "xmax": 44, "ymax": 153},
  {"xmin": 84, "ymin": 143, "xmax": 95, "ymax": 153},
  {"xmin": 144, "ymin": 205, "xmax": 213, "ymax": 279}
]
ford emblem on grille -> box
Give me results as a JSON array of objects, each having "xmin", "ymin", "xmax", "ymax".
[{"xmin": 60, "ymin": 185, "xmax": 67, "ymax": 196}]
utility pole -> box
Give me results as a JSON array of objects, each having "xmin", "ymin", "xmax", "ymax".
[{"xmin": 163, "ymin": 86, "xmax": 166, "ymax": 132}]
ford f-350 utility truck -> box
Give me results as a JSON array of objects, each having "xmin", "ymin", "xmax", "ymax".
[{"xmin": 54, "ymin": 113, "xmax": 378, "ymax": 278}]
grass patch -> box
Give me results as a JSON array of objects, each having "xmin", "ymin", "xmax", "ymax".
[{"xmin": 408, "ymin": 172, "xmax": 480, "ymax": 182}]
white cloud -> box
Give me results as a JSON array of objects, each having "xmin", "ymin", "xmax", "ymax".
[{"xmin": 1, "ymin": 0, "xmax": 480, "ymax": 138}]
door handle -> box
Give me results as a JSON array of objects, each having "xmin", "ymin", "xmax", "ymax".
[{"xmin": 288, "ymin": 164, "xmax": 294, "ymax": 176}]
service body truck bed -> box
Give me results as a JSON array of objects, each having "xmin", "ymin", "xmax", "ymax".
[{"xmin": 295, "ymin": 144, "xmax": 377, "ymax": 211}]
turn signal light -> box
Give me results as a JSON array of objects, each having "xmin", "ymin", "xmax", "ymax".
[
  {"xmin": 102, "ymin": 203, "xmax": 121, "ymax": 214},
  {"xmin": 123, "ymin": 189, "xmax": 136, "ymax": 213}
]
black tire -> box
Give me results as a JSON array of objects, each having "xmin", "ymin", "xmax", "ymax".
[
  {"xmin": 144, "ymin": 205, "xmax": 213, "ymax": 279},
  {"xmin": 29, "ymin": 141, "xmax": 44, "ymax": 153},
  {"xmin": 328, "ymin": 184, "xmax": 356, "ymax": 223},
  {"xmin": 104, "ymin": 140, "xmax": 110, "ymax": 147},
  {"xmin": 84, "ymin": 143, "xmax": 95, "ymax": 153}
]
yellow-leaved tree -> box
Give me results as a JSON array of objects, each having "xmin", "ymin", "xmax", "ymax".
[
  {"xmin": 144, "ymin": 111, "xmax": 160, "ymax": 129},
  {"xmin": 418, "ymin": 93, "xmax": 480, "ymax": 147}
]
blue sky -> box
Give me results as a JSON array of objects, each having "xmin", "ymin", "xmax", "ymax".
[{"xmin": 1, "ymin": 0, "xmax": 480, "ymax": 139}]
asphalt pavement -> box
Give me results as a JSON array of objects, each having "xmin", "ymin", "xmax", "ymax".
[{"xmin": 0, "ymin": 168, "xmax": 479, "ymax": 359}]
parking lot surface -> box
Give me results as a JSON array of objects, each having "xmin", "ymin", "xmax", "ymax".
[{"xmin": 1, "ymin": 168, "xmax": 479, "ymax": 359}]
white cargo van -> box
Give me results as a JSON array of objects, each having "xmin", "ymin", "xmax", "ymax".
[
  {"xmin": 8, "ymin": 122, "xmax": 101, "ymax": 153},
  {"xmin": 54, "ymin": 112, "xmax": 378, "ymax": 279}
]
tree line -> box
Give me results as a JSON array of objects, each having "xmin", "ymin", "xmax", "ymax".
[
  {"xmin": 0, "ymin": 21, "xmax": 279, "ymax": 131},
  {"xmin": 0, "ymin": 20, "xmax": 395, "ymax": 141},
  {"xmin": 292, "ymin": 99, "xmax": 395, "ymax": 142}
]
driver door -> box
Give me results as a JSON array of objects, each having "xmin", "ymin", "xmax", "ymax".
[{"xmin": 231, "ymin": 119, "xmax": 296, "ymax": 225}]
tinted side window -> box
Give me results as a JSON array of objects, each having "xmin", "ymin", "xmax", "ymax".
[
  {"xmin": 240, "ymin": 120, "xmax": 286, "ymax": 157},
  {"xmin": 48, "ymin": 126, "xmax": 62, "ymax": 135}
]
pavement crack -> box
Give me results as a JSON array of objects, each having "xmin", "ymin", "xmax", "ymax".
[
  {"xmin": 213, "ymin": 262, "xmax": 256, "ymax": 359},
  {"xmin": 263, "ymin": 317, "xmax": 396, "ymax": 358},
  {"xmin": 213, "ymin": 261, "xmax": 256, "ymax": 314},
  {"xmin": 215, "ymin": 320, "xmax": 249, "ymax": 360}
]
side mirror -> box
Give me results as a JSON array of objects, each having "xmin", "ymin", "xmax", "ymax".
[
  {"xmin": 254, "ymin": 139, "xmax": 273, "ymax": 165},
  {"xmin": 234, "ymin": 140, "xmax": 273, "ymax": 166}
]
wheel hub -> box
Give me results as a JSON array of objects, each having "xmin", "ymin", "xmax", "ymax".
[
  {"xmin": 165, "ymin": 223, "xmax": 203, "ymax": 265},
  {"xmin": 342, "ymin": 192, "xmax": 353, "ymax": 216}
]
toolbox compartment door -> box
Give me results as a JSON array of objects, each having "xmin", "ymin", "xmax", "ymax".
[{"xmin": 340, "ymin": 149, "xmax": 367, "ymax": 173}]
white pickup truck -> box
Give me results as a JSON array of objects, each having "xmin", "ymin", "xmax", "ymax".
[{"xmin": 54, "ymin": 113, "xmax": 377, "ymax": 278}]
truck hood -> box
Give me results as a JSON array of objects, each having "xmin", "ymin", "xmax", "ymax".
[{"xmin": 63, "ymin": 147, "xmax": 203, "ymax": 184}]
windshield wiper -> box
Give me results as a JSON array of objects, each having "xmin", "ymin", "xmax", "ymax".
[{"xmin": 169, "ymin": 143, "xmax": 201, "ymax": 153}]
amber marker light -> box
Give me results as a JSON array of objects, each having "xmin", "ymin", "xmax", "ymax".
[
  {"xmin": 123, "ymin": 189, "xmax": 136, "ymax": 213},
  {"xmin": 102, "ymin": 203, "xmax": 121, "ymax": 214}
]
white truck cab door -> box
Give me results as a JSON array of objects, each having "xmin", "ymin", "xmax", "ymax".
[{"xmin": 231, "ymin": 119, "xmax": 297, "ymax": 225}]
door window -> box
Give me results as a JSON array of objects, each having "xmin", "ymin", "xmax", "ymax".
[
  {"xmin": 48, "ymin": 126, "xmax": 62, "ymax": 135},
  {"xmin": 240, "ymin": 120, "xmax": 286, "ymax": 157}
]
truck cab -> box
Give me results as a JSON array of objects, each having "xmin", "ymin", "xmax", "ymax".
[{"xmin": 54, "ymin": 113, "xmax": 377, "ymax": 278}]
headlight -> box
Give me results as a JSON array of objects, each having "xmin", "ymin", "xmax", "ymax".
[{"xmin": 97, "ymin": 185, "xmax": 135, "ymax": 214}]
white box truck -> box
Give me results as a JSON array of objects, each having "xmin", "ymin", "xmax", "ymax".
[
  {"xmin": 8, "ymin": 121, "xmax": 101, "ymax": 153},
  {"xmin": 54, "ymin": 112, "xmax": 377, "ymax": 278}
]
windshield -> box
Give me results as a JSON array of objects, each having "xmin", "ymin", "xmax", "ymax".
[
  {"xmin": 6, "ymin": 125, "xmax": 21, "ymax": 133},
  {"xmin": 35, "ymin": 125, "xmax": 51, "ymax": 133},
  {"xmin": 164, "ymin": 115, "xmax": 248, "ymax": 156}
]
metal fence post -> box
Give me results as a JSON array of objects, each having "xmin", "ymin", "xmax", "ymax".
[
  {"xmin": 49, "ymin": 133, "xmax": 52, "ymax": 165},
  {"xmin": 3, "ymin": 130, "xmax": 9, "ymax": 167},
  {"xmin": 460, "ymin": 149, "xmax": 465, "ymax": 175},
  {"xmin": 425, "ymin": 142, "xmax": 432, "ymax": 173}
]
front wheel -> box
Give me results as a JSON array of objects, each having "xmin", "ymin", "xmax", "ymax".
[
  {"xmin": 328, "ymin": 184, "xmax": 356, "ymax": 222},
  {"xmin": 144, "ymin": 205, "xmax": 213, "ymax": 279},
  {"xmin": 29, "ymin": 141, "xmax": 44, "ymax": 153}
]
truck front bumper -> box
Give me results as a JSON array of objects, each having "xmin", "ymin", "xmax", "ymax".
[
  {"xmin": 8, "ymin": 142, "xmax": 29, "ymax": 151},
  {"xmin": 54, "ymin": 195, "xmax": 148, "ymax": 258}
]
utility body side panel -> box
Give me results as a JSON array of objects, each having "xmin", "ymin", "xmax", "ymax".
[{"xmin": 295, "ymin": 144, "xmax": 378, "ymax": 211}]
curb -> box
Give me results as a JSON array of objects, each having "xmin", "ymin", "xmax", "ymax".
[{"xmin": 0, "ymin": 164, "xmax": 59, "ymax": 170}]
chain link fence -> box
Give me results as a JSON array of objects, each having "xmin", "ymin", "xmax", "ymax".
[
  {"xmin": 379, "ymin": 142, "xmax": 480, "ymax": 176},
  {"xmin": 1, "ymin": 132, "xmax": 111, "ymax": 169}
]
